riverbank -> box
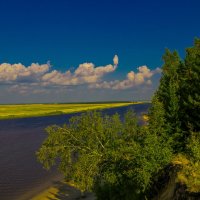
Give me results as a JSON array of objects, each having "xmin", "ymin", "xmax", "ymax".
[
  {"xmin": 0, "ymin": 102, "xmax": 145, "ymax": 120},
  {"xmin": 30, "ymin": 179, "xmax": 95, "ymax": 200},
  {"xmin": 16, "ymin": 173, "xmax": 95, "ymax": 200}
]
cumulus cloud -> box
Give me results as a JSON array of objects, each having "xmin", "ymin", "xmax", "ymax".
[
  {"xmin": 0, "ymin": 55, "xmax": 118, "ymax": 93},
  {"xmin": 41, "ymin": 61, "xmax": 117, "ymax": 86},
  {"xmin": 113, "ymin": 55, "xmax": 119, "ymax": 66},
  {"xmin": 89, "ymin": 65, "xmax": 161, "ymax": 90},
  {"xmin": 0, "ymin": 55, "xmax": 161, "ymax": 94},
  {"xmin": 0, "ymin": 63, "xmax": 50, "ymax": 83}
]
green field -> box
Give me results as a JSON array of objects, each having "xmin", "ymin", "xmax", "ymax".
[{"xmin": 0, "ymin": 102, "xmax": 140, "ymax": 120}]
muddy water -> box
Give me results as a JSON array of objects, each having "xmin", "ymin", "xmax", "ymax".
[{"xmin": 0, "ymin": 103, "xmax": 150, "ymax": 200}]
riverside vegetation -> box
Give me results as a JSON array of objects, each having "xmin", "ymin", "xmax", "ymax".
[
  {"xmin": 37, "ymin": 38, "xmax": 200, "ymax": 199},
  {"xmin": 0, "ymin": 102, "xmax": 136, "ymax": 119}
]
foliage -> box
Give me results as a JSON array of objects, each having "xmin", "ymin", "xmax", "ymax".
[
  {"xmin": 154, "ymin": 38, "xmax": 200, "ymax": 152},
  {"xmin": 152, "ymin": 38, "xmax": 200, "ymax": 194},
  {"xmin": 172, "ymin": 133, "xmax": 200, "ymax": 193},
  {"xmin": 155, "ymin": 49, "xmax": 183, "ymax": 151},
  {"xmin": 179, "ymin": 38, "xmax": 200, "ymax": 132},
  {"xmin": 187, "ymin": 132, "xmax": 200, "ymax": 161},
  {"xmin": 37, "ymin": 110, "xmax": 172, "ymax": 199}
]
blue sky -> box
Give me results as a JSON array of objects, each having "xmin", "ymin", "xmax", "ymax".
[{"xmin": 0, "ymin": 0, "xmax": 199, "ymax": 103}]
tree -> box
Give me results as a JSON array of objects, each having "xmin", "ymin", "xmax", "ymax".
[
  {"xmin": 155, "ymin": 38, "xmax": 200, "ymax": 151},
  {"xmin": 179, "ymin": 38, "xmax": 200, "ymax": 133},
  {"xmin": 156, "ymin": 49, "xmax": 180, "ymax": 107},
  {"xmin": 155, "ymin": 49, "xmax": 183, "ymax": 151},
  {"xmin": 37, "ymin": 110, "xmax": 172, "ymax": 199}
]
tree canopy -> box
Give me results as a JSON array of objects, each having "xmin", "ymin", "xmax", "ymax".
[{"xmin": 37, "ymin": 110, "xmax": 172, "ymax": 199}]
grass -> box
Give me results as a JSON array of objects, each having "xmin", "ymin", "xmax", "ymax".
[{"xmin": 0, "ymin": 102, "xmax": 142, "ymax": 120}]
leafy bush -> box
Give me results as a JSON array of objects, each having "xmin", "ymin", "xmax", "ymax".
[{"xmin": 37, "ymin": 110, "xmax": 172, "ymax": 199}]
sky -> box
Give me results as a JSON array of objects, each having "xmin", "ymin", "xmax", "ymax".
[{"xmin": 0, "ymin": 0, "xmax": 199, "ymax": 103}]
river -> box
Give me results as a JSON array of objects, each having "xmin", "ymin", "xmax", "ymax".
[{"xmin": 0, "ymin": 103, "xmax": 150, "ymax": 200}]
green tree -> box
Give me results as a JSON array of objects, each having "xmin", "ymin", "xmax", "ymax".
[
  {"xmin": 155, "ymin": 38, "xmax": 200, "ymax": 151},
  {"xmin": 37, "ymin": 110, "xmax": 172, "ymax": 200},
  {"xmin": 156, "ymin": 49, "xmax": 181, "ymax": 111},
  {"xmin": 155, "ymin": 49, "xmax": 184, "ymax": 151},
  {"xmin": 179, "ymin": 38, "xmax": 200, "ymax": 133}
]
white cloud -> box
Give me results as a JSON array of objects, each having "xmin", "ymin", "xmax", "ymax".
[
  {"xmin": 113, "ymin": 55, "xmax": 119, "ymax": 66},
  {"xmin": 0, "ymin": 55, "xmax": 161, "ymax": 94},
  {"xmin": 0, "ymin": 63, "xmax": 50, "ymax": 82},
  {"xmin": 0, "ymin": 55, "xmax": 118, "ymax": 93},
  {"xmin": 90, "ymin": 65, "xmax": 161, "ymax": 90},
  {"xmin": 41, "ymin": 61, "xmax": 117, "ymax": 86}
]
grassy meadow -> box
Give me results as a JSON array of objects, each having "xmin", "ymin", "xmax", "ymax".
[{"xmin": 0, "ymin": 102, "xmax": 141, "ymax": 120}]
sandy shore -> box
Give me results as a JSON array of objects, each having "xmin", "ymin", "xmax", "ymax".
[
  {"xmin": 14, "ymin": 173, "xmax": 62, "ymax": 200},
  {"xmin": 31, "ymin": 183, "xmax": 95, "ymax": 200},
  {"xmin": 16, "ymin": 173, "xmax": 95, "ymax": 200}
]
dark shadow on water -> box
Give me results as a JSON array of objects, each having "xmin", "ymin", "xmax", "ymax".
[{"xmin": 47, "ymin": 181, "xmax": 95, "ymax": 200}]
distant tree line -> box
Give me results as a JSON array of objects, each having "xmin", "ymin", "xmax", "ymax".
[{"xmin": 36, "ymin": 38, "xmax": 200, "ymax": 199}]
